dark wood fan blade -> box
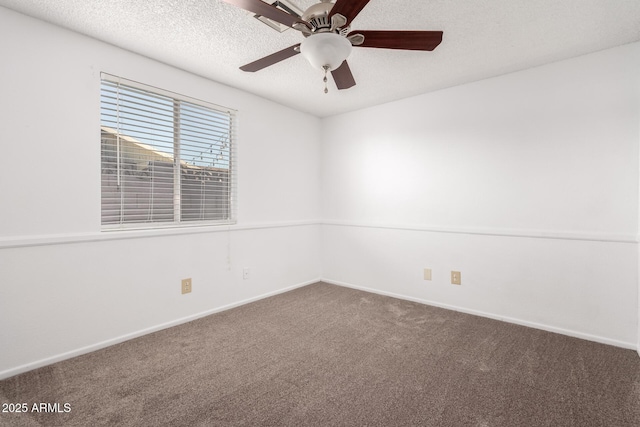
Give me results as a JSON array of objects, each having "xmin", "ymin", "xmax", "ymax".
[
  {"xmin": 351, "ymin": 30, "xmax": 443, "ymax": 51},
  {"xmin": 222, "ymin": 0, "xmax": 304, "ymax": 28},
  {"xmin": 240, "ymin": 44, "xmax": 300, "ymax": 72},
  {"xmin": 328, "ymin": 0, "xmax": 371, "ymax": 24},
  {"xmin": 331, "ymin": 61, "xmax": 356, "ymax": 90}
]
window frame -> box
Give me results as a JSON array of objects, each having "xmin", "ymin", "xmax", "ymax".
[{"xmin": 100, "ymin": 73, "xmax": 237, "ymax": 231}]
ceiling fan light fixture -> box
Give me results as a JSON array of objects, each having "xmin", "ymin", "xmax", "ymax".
[
  {"xmin": 226, "ymin": 0, "xmax": 444, "ymax": 92},
  {"xmin": 300, "ymin": 33, "xmax": 352, "ymax": 71}
]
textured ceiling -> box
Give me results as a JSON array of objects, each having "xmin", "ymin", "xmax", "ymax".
[{"xmin": 2, "ymin": 0, "xmax": 639, "ymax": 117}]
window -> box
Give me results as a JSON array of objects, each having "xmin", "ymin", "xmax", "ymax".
[{"xmin": 100, "ymin": 74, "xmax": 236, "ymax": 229}]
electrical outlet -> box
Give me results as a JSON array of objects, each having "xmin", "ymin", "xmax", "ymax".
[
  {"xmin": 423, "ymin": 268, "xmax": 432, "ymax": 281},
  {"xmin": 451, "ymin": 271, "xmax": 461, "ymax": 285},
  {"xmin": 181, "ymin": 278, "xmax": 192, "ymax": 294},
  {"xmin": 243, "ymin": 268, "xmax": 250, "ymax": 280}
]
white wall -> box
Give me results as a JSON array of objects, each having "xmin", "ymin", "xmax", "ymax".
[
  {"xmin": 321, "ymin": 42, "xmax": 640, "ymax": 348},
  {"xmin": 0, "ymin": 7, "xmax": 321, "ymax": 378}
]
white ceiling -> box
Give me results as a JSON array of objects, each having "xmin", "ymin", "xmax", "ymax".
[{"xmin": 2, "ymin": 0, "xmax": 639, "ymax": 117}]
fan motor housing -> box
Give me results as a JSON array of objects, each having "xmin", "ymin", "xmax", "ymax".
[{"xmin": 302, "ymin": 1, "xmax": 334, "ymax": 31}]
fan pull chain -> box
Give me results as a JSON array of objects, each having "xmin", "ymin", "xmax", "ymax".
[{"xmin": 323, "ymin": 65, "xmax": 329, "ymax": 94}]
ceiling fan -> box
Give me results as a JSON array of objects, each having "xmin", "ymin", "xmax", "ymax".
[{"xmin": 222, "ymin": 0, "xmax": 443, "ymax": 93}]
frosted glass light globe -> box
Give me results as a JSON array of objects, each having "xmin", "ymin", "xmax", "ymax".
[{"xmin": 300, "ymin": 33, "xmax": 352, "ymax": 71}]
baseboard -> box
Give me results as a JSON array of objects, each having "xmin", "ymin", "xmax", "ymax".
[
  {"xmin": 322, "ymin": 278, "xmax": 637, "ymax": 351},
  {"xmin": 0, "ymin": 278, "xmax": 320, "ymax": 381}
]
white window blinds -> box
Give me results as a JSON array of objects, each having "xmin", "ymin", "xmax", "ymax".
[{"xmin": 100, "ymin": 74, "xmax": 237, "ymax": 229}]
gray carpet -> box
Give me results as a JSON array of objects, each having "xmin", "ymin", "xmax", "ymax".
[{"xmin": 1, "ymin": 282, "xmax": 639, "ymax": 426}]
